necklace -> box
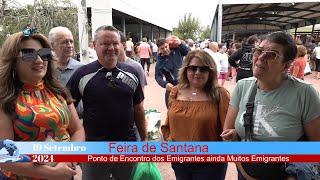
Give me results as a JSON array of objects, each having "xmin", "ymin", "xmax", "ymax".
[{"xmin": 189, "ymin": 91, "xmax": 199, "ymax": 100}]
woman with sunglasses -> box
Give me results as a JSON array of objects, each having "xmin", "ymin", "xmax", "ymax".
[
  {"xmin": 221, "ymin": 32, "xmax": 320, "ymax": 180},
  {"xmin": 161, "ymin": 50, "xmax": 230, "ymax": 180},
  {"xmin": 0, "ymin": 31, "xmax": 85, "ymax": 179}
]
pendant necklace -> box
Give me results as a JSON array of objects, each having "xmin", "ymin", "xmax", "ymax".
[{"xmin": 190, "ymin": 90, "xmax": 198, "ymax": 100}]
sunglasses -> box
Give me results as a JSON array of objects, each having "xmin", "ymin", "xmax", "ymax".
[
  {"xmin": 187, "ymin": 65, "xmax": 211, "ymax": 73},
  {"xmin": 20, "ymin": 48, "xmax": 53, "ymax": 61},
  {"xmin": 252, "ymin": 47, "xmax": 283, "ymax": 60}
]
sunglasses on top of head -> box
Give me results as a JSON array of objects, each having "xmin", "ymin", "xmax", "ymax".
[
  {"xmin": 187, "ymin": 65, "xmax": 211, "ymax": 73},
  {"xmin": 20, "ymin": 48, "xmax": 53, "ymax": 61},
  {"xmin": 252, "ymin": 47, "xmax": 283, "ymax": 60}
]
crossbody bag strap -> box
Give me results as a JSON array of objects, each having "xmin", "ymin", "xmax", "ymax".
[{"xmin": 243, "ymin": 80, "xmax": 258, "ymax": 141}]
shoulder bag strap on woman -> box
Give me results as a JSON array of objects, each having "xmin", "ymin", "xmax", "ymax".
[{"xmin": 243, "ymin": 80, "xmax": 258, "ymax": 141}]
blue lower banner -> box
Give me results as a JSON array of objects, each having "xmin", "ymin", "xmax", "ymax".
[
  {"xmin": 1, "ymin": 140, "xmax": 320, "ymax": 163},
  {"xmin": 7, "ymin": 141, "xmax": 320, "ymax": 154}
]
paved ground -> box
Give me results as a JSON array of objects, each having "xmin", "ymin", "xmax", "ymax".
[{"xmin": 143, "ymin": 63, "xmax": 320, "ymax": 180}]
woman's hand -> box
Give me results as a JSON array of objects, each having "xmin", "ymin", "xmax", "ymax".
[
  {"xmin": 47, "ymin": 162, "xmax": 77, "ymax": 180},
  {"xmin": 220, "ymin": 129, "xmax": 238, "ymax": 141}
]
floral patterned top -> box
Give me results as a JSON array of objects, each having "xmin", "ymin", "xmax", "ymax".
[
  {"xmin": 4, "ymin": 81, "xmax": 71, "ymax": 180},
  {"xmin": 14, "ymin": 81, "xmax": 71, "ymax": 141}
]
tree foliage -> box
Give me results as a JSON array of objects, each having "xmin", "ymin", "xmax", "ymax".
[
  {"xmin": 0, "ymin": 0, "xmax": 78, "ymax": 49},
  {"xmin": 172, "ymin": 13, "xmax": 201, "ymax": 41},
  {"xmin": 200, "ymin": 25, "xmax": 211, "ymax": 40}
]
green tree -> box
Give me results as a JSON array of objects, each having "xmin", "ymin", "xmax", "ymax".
[
  {"xmin": 172, "ymin": 13, "xmax": 201, "ymax": 41},
  {"xmin": 0, "ymin": 0, "xmax": 78, "ymax": 49},
  {"xmin": 200, "ymin": 25, "xmax": 211, "ymax": 40}
]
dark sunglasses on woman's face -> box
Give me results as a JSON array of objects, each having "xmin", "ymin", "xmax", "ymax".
[
  {"xmin": 20, "ymin": 48, "xmax": 53, "ymax": 61},
  {"xmin": 187, "ymin": 65, "xmax": 211, "ymax": 73},
  {"xmin": 252, "ymin": 47, "xmax": 283, "ymax": 60}
]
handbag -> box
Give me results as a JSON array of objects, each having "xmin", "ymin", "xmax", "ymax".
[{"xmin": 241, "ymin": 80, "xmax": 288, "ymax": 179}]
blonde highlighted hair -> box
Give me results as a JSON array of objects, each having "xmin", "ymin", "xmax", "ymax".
[
  {"xmin": 178, "ymin": 50, "xmax": 220, "ymax": 103},
  {"xmin": 0, "ymin": 32, "xmax": 72, "ymax": 115}
]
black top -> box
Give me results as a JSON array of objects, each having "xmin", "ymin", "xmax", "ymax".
[
  {"xmin": 67, "ymin": 61, "xmax": 144, "ymax": 141},
  {"xmin": 229, "ymin": 43, "xmax": 255, "ymax": 69}
]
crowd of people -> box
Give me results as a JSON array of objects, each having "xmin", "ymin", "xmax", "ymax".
[{"xmin": 0, "ymin": 23, "xmax": 319, "ymax": 180}]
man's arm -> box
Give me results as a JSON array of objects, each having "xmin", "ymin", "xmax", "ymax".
[
  {"xmin": 228, "ymin": 49, "xmax": 242, "ymax": 68},
  {"xmin": 155, "ymin": 59, "xmax": 167, "ymax": 88},
  {"xmin": 178, "ymin": 43, "xmax": 190, "ymax": 56},
  {"xmin": 304, "ymin": 116, "xmax": 320, "ymax": 141},
  {"xmin": 66, "ymin": 69, "xmax": 83, "ymax": 107},
  {"xmin": 134, "ymin": 101, "xmax": 147, "ymax": 141}
]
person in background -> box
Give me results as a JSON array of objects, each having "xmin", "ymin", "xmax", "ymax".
[
  {"xmin": 119, "ymin": 32, "xmax": 147, "ymax": 90},
  {"xmin": 126, "ymin": 37, "xmax": 135, "ymax": 59},
  {"xmin": 221, "ymin": 31, "xmax": 320, "ymax": 180},
  {"xmin": 152, "ymin": 39, "xmax": 158, "ymax": 63},
  {"xmin": 87, "ymin": 41, "xmax": 98, "ymax": 63},
  {"xmin": 219, "ymin": 44, "xmax": 229, "ymax": 86},
  {"xmin": 188, "ymin": 39, "xmax": 196, "ymax": 51},
  {"xmin": 227, "ymin": 43, "xmax": 242, "ymax": 81},
  {"xmin": 138, "ymin": 37, "xmax": 152, "ymax": 76},
  {"xmin": 49, "ymin": 26, "xmax": 84, "ymax": 118},
  {"xmin": 162, "ymin": 50, "xmax": 230, "ymax": 180},
  {"xmin": 229, "ymin": 35, "xmax": 259, "ymax": 82},
  {"xmin": 204, "ymin": 42, "xmax": 221, "ymax": 78},
  {"xmin": 0, "ymin": 30, "xmax": 85, "ymax": 179},
  {"xmin": 118, "ymin": 31, "xmax": 147, "ymax": 141},
  {"xmin": 290, "ymin": 45, "xmax": 307, "ymax": 80},
  {"xmin": 308, "ymin": 40, "xmax": 317, "ymax": 71},
  {"xmin": 48, "ymin": 26, "xmax": 84, "ymax": 86},
  {"xmin": 155, "ymin": 36, "xmax": 189, "ymax": 107},
  {"xmin": 67, "ymin": 25, "xmax": 146, "ymax": 179},
  {"xmin": 227, "ymin": 42, "xmax": 241, "ymax": 56},
  {"xmin": 312, "ymin": 42, "xmax": 320, "ymax": 79}
]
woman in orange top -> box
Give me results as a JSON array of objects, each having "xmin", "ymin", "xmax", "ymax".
[
  {"xmin": 0, "ymin": 29, "xmax": 85, "ymax": 179},
  {"xmin": 290, "ymin": 45, "xmax": 307, "ymax": 80},
  {"xmin": 161, "ymin": 50, "xmax": 230, "ymax": 180}
]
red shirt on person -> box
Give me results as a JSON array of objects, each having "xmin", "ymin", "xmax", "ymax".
[{"xmin": 290, "ymin": 57, "xmax": 306, "ymax": 80}]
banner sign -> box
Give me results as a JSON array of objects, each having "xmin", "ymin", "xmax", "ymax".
[{"xmin": 1, "ymin": 140, "xmax": 320, "ymax": 163}]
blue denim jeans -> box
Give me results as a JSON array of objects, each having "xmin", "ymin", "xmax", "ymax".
[
  {"xmin": 286, "ymin": 163, "xmax": 320, "ymax": 180},
  {"xmin": 238, "ymin": 164, "xmax": 320, "ymax": 180},
  {"xmin": 171, "ymin": 163, "xmax": 227, "ymax": 180}
]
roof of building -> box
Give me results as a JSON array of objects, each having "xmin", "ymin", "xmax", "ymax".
[
  {"xmin": 112, "ymin": 0, "xmax": 172, "ymax": 31},
  {"xmin": 215, "ymin": 2, "xmax": 320, "ymax": 35}
]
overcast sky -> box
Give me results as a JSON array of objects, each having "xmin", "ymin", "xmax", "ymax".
[
  {"xmin": 15, "ymin": 0, "xmax": 320, "ymax": 29},
  {"xmin": 128, "ymin": 0, "xmax": 217, "ymax": 28},
  {"xmin": 16, "ymin": 0, "xmax": 216, "ymax": 29}
]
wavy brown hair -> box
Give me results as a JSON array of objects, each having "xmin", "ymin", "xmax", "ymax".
[
  {"xmin": 178, "ymin": 50, "xmax": 220, "ymax": 103},
  {"xmin": 296, "ymin": 45, "xmax": 307, "ymax": 58},
  {"xmin": 0, "ymin": 32, "xmax": 73, "ymax": 116}
]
